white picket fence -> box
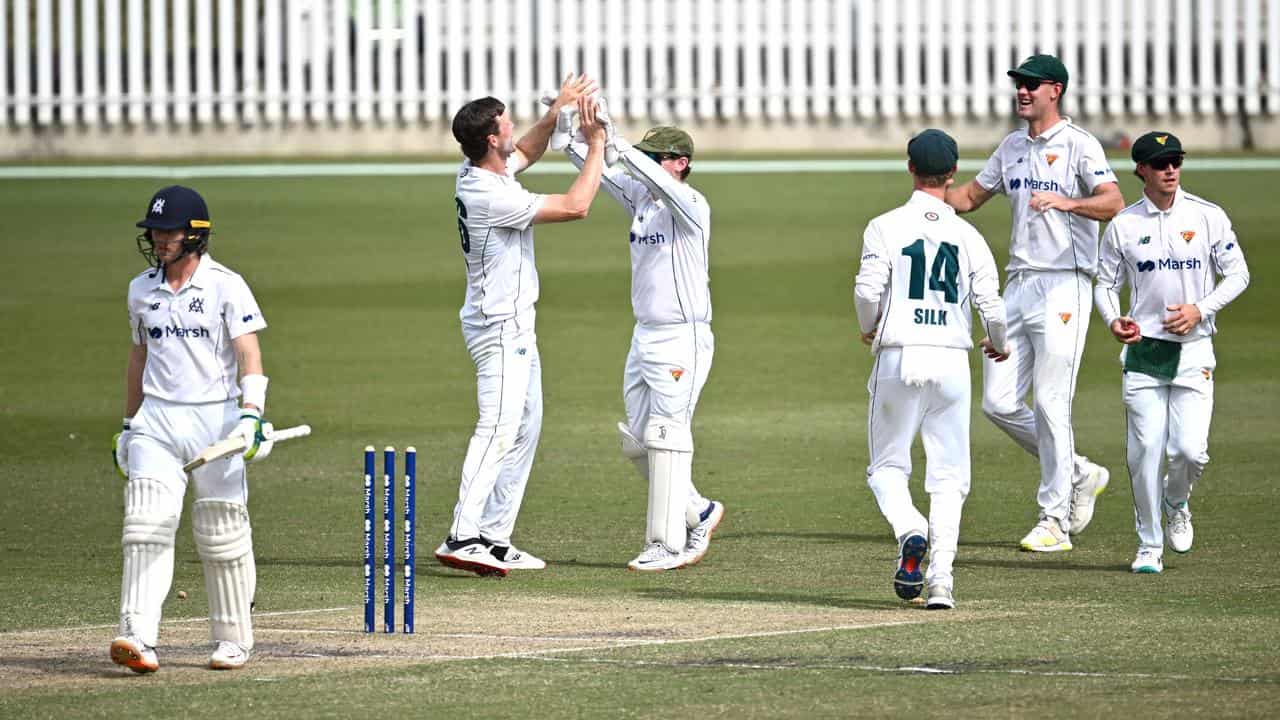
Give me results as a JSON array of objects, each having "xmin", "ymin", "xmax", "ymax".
[{"xmin": 2, "ymin": 0, "xmax": 1277, "ymax": 129}]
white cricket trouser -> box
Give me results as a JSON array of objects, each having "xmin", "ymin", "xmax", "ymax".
[
  {"xmin": 866, "ymin": 347, "xmax": 970, "ymax": 587},
  {"xmin": 622, "ymin": 322, "xmax": 714, "ymax": 521},
  {"xmin": 1123, "ymin": 338, "xmax": 1215, "ymax": 551},
  {"xmin": 982, "ymin": 270, "xmax": 1092, "ymax": 531},
  {"xmin": 121, "ymin": 396, "xmax": 250, "ymax": 647},
  {"xmin": 452, "ymin": 319, "xmax": 543, "ymax": 545}
]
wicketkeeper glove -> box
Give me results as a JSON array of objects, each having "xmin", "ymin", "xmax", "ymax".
[{"xmin": 112, "ymin": 417, "xmax": 133, "ymax": 480}]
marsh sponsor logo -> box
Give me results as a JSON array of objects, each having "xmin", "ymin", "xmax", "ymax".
[
  {"xmin": 1008, "ymin": 177, "xmax": 1062, "ymax": 192},
  {"xmin": 630, "ymin": 231, "xmax": 667, "ymax": 245},
  {"xmin": 1138, "ymin": 258, "xmax": 1202, "ymax": 273},
  {"xmin": 147, "ymin": 325, "xmax": 211, "ymax": 339}
]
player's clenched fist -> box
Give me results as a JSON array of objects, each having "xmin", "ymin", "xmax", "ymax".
[{"xmin": 1109, "ymin": 317, "xmax": 1142, "ymax": 344}]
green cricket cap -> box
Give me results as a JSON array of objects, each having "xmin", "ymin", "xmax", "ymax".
[
  {"xmin": 634, "ymin": 126, "xmax": 694, "ymax": 158},
  {"xmin": 907, "ymin": 129, "xmax": 959, "ymax": 176},
  {"xmin": 1008, "ymin": 54, "xmax": 1069, "ymax": 90},
  {"xmin": 1130, "ymin": 131, "xmax": 1185, "ymax": 164}
]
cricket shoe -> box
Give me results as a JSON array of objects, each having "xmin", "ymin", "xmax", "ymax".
[
  {"xmin": 489, "ymin": 544, "xmax": 547, "ymax": 570},
  {"xmin": 209, "ymin": 641, "xmax": 250, "ymax": 670},
  {"xmin": 1165, "ymin": 503, "xmax": 1194, "ymax": 554},
  {"xmin": 1068, "ymin": 459, "xmax": 1110, "ymax": 534},
  {"xmin": 893, "ymin": 533, "xmax": 928, "ymax": 600},
  {"xmin": 434, "ymin": 537, "xmax": 508, "ymax": 577},
  {"xmin": 628, "ymin": 542, "xmax": 687, "ymax": 571},
  {"xmin": 109, "ymin": 635, "xmax": 158, "ymax": 674},
  {"xmin": 682, "ymin": 500, "xmax": 725, "ymax": 566},
  {"xmin": 925, "ymin": 584, "xmax": 955, "ymax": 610},
  {"xmin": 1131, "ymin": 547, "xmax": 1164, "ymax": 574},
  {"xmin": 1020, "ymin": 519, "xmax": 1073, "ymax": 552}
]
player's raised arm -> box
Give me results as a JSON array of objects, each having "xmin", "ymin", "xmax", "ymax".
[
  {"xmin": 513, "ymin": 74, "xmax": 597, "ymax": 172},
  {"xmin": 614, "ymin": 130, "xmax": 704, "ymax": 233},
  {"xmin": 533, "ymin": 96, "xmax": 607, "ymax": 224}
]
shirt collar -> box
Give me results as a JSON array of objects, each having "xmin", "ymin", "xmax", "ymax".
[
  {"xmin": 1140, "ymin": 187, "xmax": 1185, "ymax": 215},
  {"xmin": 907, "ymin": 190, "xmax": 956, "ymax": 215},
  {"xmin": 1025, "ymin": 117, "xmax": 1071, "ymax": 143},
  {"xmin": 152, "ymin": 253, "xmax": 212, "ymax": 293}
]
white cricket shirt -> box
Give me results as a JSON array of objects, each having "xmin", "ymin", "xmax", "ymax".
[
  {"xmin": 976, "ymin": 117, "xmax": 1117, "ymax": 275},
  {"xmin": 566, "ymin": 143, "xmax": 711, "ymax": 326},
  {"xmin": 854, "ymin": 191, "xmax": 1007, "ymax": 353},
  {"xmin": 1095, "ymin": 187, "xmax": 1250, "ymax": 342},
  {"xmin": 455, "ymin": 155, "xmax": 547, "ymax": 328},
  {"xmin": 127, "ymin": 255, "xmax": 267, "ymax": 403}
]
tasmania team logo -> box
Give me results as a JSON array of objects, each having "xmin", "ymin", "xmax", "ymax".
[
  {"xmin": 670, "ymin": 368, "xmax": 685, "ymax": 381},
  {"xmin": 1045, "ymin": 153, "xmax": 1059, "ymax": 165},
  {"xmin": 1058, "ymin": 312, "xmax": 1072, "ymax": 324},
  {"xmin": 1181, "ymin": 230, "xmax": 1196, "ymax": 243}
]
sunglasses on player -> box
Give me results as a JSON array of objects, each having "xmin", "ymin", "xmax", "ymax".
[
  {"xmin": 643, "ymin": 151, "xmax": 680, "ymax": 164},
  {"xmin": 1013, "ymin": 77, "xmax": 1049, "ymax": 92},
  {"xmin": 1148, "ymin": 156, "xmax": 1184, "ymax": 170}
]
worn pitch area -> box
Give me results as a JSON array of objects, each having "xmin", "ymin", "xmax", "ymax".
[{"xmin": 0, "ymin": 593, "xmax": 974, "ymax": 690}]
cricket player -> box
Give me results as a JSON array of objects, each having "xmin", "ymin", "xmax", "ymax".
[
  {"xmin": 946, "ymin": 54, "xmax": 1125, "ymax": 551},
  {"xmin": 110, "ymin": 185, "xmax": 273, "ymax": 672},
  {"xmin": 562, "ymin": 120, "xmax": 724, "ymax": 571},
  {"xmin": 855, "ymin": 130, "xmax": 1008, "ymax": 609},
  {"xmin": 1094, "ymin": 132, "xmax": 1250, "ymax": 573},
  {"xmin": 434, "ymin": 76, "xmax": 610, "ymax": 577}
]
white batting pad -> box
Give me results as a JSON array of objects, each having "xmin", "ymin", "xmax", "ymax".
[
  {"xmin": 192, "ymin": 500, "xmax": 256, "ymax": 649},
  {"xmin": 644, "ymin": 419, "xmax": 693, "ymax": 552},
  {"xmin": 119, "ymin": 478, "xmax": 180, "ymax": 647}
]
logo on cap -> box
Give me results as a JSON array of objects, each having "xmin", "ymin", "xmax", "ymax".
[
  {"xmin": 151, "ymin": 199, "xmax": 165, "ymax": 214},
  {"xmin": 1181, "ymin": 231, "xmax": 1196, "ymax": 243},
  {"xmin": 1155, "ymin": 135, "xmax": 1169, "ymax": 145}
]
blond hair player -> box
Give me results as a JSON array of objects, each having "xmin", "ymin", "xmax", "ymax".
[
  {"xmin": 110, "ymin": 186, "xmax": 273, "ymax": 672},
  {"xmin": 855, "ymin": 130, "xmax": 1008, "ymax": 609},
  {"xmin": 1095, "ymin": 132, "xmax": 1250, "ymax": 573},
  {"xmin": 946, "ymin": 54, "xmax": 1125, "ymax": 552}
]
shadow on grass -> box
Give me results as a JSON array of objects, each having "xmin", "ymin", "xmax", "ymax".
[
  {"xmin": 958, "ymin": 557, "xmax": 1131, "ymax": 573},
  {"xmin": 717, "ymin": 531, "xmax": 885, "ymax": 545},
  {"xmin": 633, "ymin": 587, "xmax": 907, "ymax": 611}
]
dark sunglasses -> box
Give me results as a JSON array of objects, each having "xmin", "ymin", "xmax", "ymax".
[
  {"xmin": 1148, "ymin": 155, "xmax": 1184, "ymax": 170},
  {"xmin": 1013, "ymin": 77, "xmax": 1045, "ymax": 92},
  {"xmin": 643, "ymin": 151, "xmax": 679, "ymax": 163}
]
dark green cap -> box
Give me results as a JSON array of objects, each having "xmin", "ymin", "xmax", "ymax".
[
  {"xmin": 1130, "ymin": 131, "xmax": 1185, "ymax": 164},
  {"xmin": 634, "ymin": 126, "xmax": 694, "ymax": 158},
  {"xmin": 907, "ymin": 129, "xmax": 959, "ymax": 176},
  {"xmin": 1008, "ymin": 54, "xmax": 1069, "ymax": 90}
]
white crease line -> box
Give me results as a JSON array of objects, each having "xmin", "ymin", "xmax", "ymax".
[
  {"xmin": 522, "ymin": 656, "xmax": 1277, "ymax": 684},
  {"xmin": 0, "ymin": 607, "xmax": 353, "ymax": 638}
]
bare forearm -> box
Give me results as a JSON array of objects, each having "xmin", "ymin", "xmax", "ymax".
[
  {"xmin": 515, "ymin": 111, "xmax": 557, "ymax": 167},
  {"xmin": 564, "ymin": 141, "xmax": 606, "ymax": 212},
  {"xmin": 124, "ymin": 346, "xmax": 145, "ymax": 417},
  {"xmin": 1071, "ymin": 184, "xmax": 1124, "ymax": 221}
]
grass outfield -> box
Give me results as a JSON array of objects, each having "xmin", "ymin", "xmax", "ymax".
[{"xmin": 1, "ymin": 163, "xmax": 1277, "ymax": 717}]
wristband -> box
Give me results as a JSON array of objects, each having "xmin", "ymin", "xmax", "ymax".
[{"xmin": 240, "ymin": 373, "xmax": 269, "ymax": 413}]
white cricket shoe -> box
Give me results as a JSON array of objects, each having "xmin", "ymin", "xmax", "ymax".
[
  {"xmin": 1020, "ymin": 519, "xmax": 1074, "ymax": 552},
  {"xmin": 628, "ymin": 542, "xmax": 687, "ymax": 571},
  {"xmin": 1131, "ymin": 548, "xmax": 1164, "ymax": 574},
  {"xmin": 1068, "ymin": 459, "xmax": 1110, "ymax": 534},
  {"xmin": 682, "ymin": 501, "xmax": 725, "ymax": 566},
  {"xmin": 109, "ymin": 635, "xmax": 158, "ymax": 674},
  {"xmin": 1166, "ymin": 504, "xmax": 1194, "ymax": 554},
  {"xmin": 925, "ymin": 584, "xmax": 955, "ymax": 610},
  {"xmin": 209, "ymin": 641, "xmax": 250, "ymax": 670},
  {"xmin": 434, "ymin": 538, "xmax": 509, "ymax": 577},
  {"xmin": 492, "ymin": 544, "xmax": 547, "ymax": 570}
]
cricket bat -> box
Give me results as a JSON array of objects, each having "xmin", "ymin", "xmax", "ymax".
[{"xmin": 183, "ymin": 424, "xmax": 312, "ymax": 472}]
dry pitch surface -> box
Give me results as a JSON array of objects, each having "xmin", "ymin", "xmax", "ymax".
[{"xmin": 2, "ymin": 593, "xmax": 974, "ymax": 690}]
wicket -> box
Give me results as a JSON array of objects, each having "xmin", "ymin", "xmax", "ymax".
[{"xmin": 364, "ymin": 446, "xmax": 415, "ymax": 634}]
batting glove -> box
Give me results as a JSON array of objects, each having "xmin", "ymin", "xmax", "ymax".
[
  {"xmin": 229, "ymin": 409, "xmax": 264, "ymax": 461},
  {"xmin": 595, "ymin": 96, "xmax": 620, "ymax": 166},
  {"xmin": 112, "ymin": 417, "xmax": 133, "ymax": 480}
]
